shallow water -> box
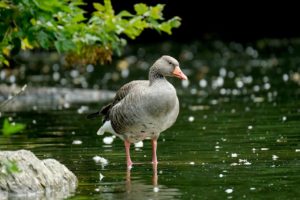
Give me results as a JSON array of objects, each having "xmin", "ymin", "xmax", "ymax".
[{"xmin": 1, "ymin": 40, "xmax": 300, "ymax": 199}]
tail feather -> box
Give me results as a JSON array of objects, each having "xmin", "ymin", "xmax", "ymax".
[
  {"xmin": 97, "ymin": 121, "xmax": 116, "ymax": 135},
  {"xmin": 100, "ymin": 103, "xmax": 112, "ymax": 115}
]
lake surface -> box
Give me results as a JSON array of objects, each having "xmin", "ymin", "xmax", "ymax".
[{"xmin": 1, "ymin": 40, "xmax": 300, "ymax": 199}]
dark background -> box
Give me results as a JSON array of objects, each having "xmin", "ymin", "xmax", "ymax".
[{"xmin": 84, "ymin": 0, "xmax": 299, "ymax": 43}]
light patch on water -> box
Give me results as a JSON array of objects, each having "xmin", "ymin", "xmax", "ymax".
[
  {"xmin": 134, "ymin": 141, "xmax": 143, "ymax": 148},
  {"xmin": 77, "ymin": 106, "xmax": 89, "ymax": 114},
  {"xmin": 93, "ymin": 156, "xmax": 108, "ymax": 166},
  {"xmin": 181, "ymin": 79, "xmax": 189, "ymax": 88},
  {"xmin": 210, "ymin": 99, "xmax": 218, "ymax": 105},
  {"xmin": 295, "ymin": 149, "xmax": 300, "ymax": 152},
  {"xmin": 252, "ymin": 96, "xmax": 264, "ymax": 103},
  {"xmin": 153, "ymin": 187, "xmax": 159, "ymax": 192},
  {"xmin": 253, "ymin": 85, "xmax": 260, "ymax": 92},
  {"xmin": 236, "ymin": 80, "xmax": 244, "ymax": 88},
  {"xmin": 212, "ymin": 77, "xmax": 224, "ymax": 89},
  {"xmin": 103, "ymin": 136, "xmax": 114, "ymax": 145},
  {"xmin": 225, "ymin": 188, "xmax": 233, "ymax": 194},
  {"xmin": 248, "ymin": 125, "xmax": 253, "ymax": 130},
  {"xmin": 199, "ymin": 79, "xmax": 207, "ymax": 88},
  {"xmin": 188, "ymin": 116, "xmax": 195, "ymax": 122},
  {"xmin": 189, "ymin": 161, "xmax": 195, "ymax": 165},
  {"xmin": 99, "ymin": 173, "xmax": 104, "ymax": 181},
  {"xmin": 282, "ymin": 74, "xmax": 289, "ymax": 82},
  {"xmin": 219, "ymin": 68, "xmax": 227, "ymax": 77},
  {"xmin": 32, "ymin": 120, "xmax": 37, "ymax": 124},
  {"xmin": 219, "ymin": 174, "xmax": 224, "ymax": 178},
  {"xmin": 250, "ymin": 187, "xmax": 256, "ymax": 191},
  {"xmin": 220, "ymin": 88, "xmax": 227, "ymax": 95},
  {"xmin": 86, "ymin": 64, "xmax": 94, "ymax": 73},
  {"xmin": 272, "ymin": 155, "xmax": 279, "ymax": 160},
  {"xmin": 239, "ymin": 159, "xmax": 251, "ymax": 165},
  {"xmin": 64, "ymin": 102, "xmax": 70, "ymax": 109},
  {"xmin": 72, "ymin": 140, "xmax": 82, "ymax": 145},
  {"xmin": 282, "ymin": 116, "xmax": 287, "ymax": 122},
  {"xmin": 228, "ymin": 71, "xmax": 235, "ymax": 78},
  {"xmin": 121, "ymin": 69, "xmax": 129, "ymax": 78},
  {"xmin": 231, "ymin": 153, "xmax": 238, "ymax": 158},
  {"xmin": 261, "ymin": 148, "xmax": 269, "ymax": 151}
]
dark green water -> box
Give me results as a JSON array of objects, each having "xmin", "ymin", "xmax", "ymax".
[{"xmin": 1, "ymin": 40, "xmax": 300, "ymax": 199}]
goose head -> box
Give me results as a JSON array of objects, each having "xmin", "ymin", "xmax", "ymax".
[{"xmin": 152, "ymin": 55, "xmax": 187, "ymax": 80}]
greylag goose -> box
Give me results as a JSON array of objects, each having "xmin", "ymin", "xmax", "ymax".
[{"xmin": 87, "ymin": 55, "xmax": 187, "ymax": 169}]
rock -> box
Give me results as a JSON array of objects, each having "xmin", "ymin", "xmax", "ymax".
[
  {"xmin": 0, "ymin": 84, "xmax": 115, "ymax": 111},
  {"xmin": 0, "ymin": 150, "xmax": 77, "ymax": 199}
]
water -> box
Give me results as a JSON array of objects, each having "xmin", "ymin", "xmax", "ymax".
[{"xmin": 1, "ymin": 39, "xmax": 300, "ymax": 199}]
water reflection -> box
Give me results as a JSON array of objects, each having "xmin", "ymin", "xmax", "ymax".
[{"xmin": 96, "ymin": 163, "xmax": 181, "ymax": 200}]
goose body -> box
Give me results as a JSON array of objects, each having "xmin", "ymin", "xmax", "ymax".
[{"xmin": 88, "ymin": 55, "xmax": 187, "ymax": 169}]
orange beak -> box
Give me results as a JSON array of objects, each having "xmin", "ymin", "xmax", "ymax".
[{"xmin": 172, "ymin": 66, "xmax": 188, "ymax": 80}]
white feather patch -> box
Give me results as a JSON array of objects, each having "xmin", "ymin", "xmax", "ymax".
[{"xmin": 97, "ymin": 121, "xmax": 116, "ymax": 135}]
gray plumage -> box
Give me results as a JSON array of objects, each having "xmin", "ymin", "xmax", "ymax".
[{"xmin": 89, "ymin": 55, "xmax": 186, "ymax": 144}]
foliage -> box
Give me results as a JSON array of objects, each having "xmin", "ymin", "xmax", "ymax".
[
  {"xmin": 0, "ymin": 159, "xmax": 20, "ymax": 176},
  {"xmin": 1, "ymin": 118, "xmax": 26, "ymax": 136},
  {"xmin": 0, "ymin": 0, "xmax": 181, "ymax": 66}
]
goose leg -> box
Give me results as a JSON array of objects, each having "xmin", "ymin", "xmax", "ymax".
[
  {"xmin": 152, "ymin": 139, "xmax": 158, "ymax": 164},
  {"xmin": 124, "ymin": 140, "xmax": 133, "ymax": 169}
]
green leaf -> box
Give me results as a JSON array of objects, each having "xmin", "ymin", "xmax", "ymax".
[
  {"xmin": 93, "ymin": 3, "xmax": 105, "ymax": 11},
  {"xmin": 134, "ymin": 3, "xmax": 148, "ymax": 15},
  {"xmin": 2, "ymin": 119, "xmax": 26, "ymax": 137},
  {"xmin": 149, "ymin": 4, "xmax": 164, "ymax": 19},
  {"xmin": 159, "ymin": 22, "xmax": 172, "ymax": 34},
  {"xmin": 36, "ymin": 31, "xmax": 50, "ymax": 49},
  {"xmin": 104, "ymin": 0, "xmax": 114, "ymax": 15},
  {"xmin": 118, "ymin": 10, "xmax": 133, "ymax": 17},
  {"xmin": 169, "ymin": 16, "xmax": 181, "ymax": 28},
  {"xmin": 0, "ymin": 2, "xmax": 11, "ymax": 9}
]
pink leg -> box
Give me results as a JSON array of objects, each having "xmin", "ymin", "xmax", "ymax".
[
  {"xmin": 124, "ymin": 140, "xmax": 133, "ymax": 169},
  {"xmin": 152, "ymin": 139, "xmax": 158, "ymax": 164}
]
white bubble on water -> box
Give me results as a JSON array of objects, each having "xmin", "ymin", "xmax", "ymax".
[
  {"xmin": 282, "ymin": 116, "xmax": 287, "ymax": 122},
  {"xmin": 181, "ymin": 79, "xmax": 189, "ymax": 88},
  {"xmin": 199, "ymin": 79, "xmax": 207, "ymax": 88},
  {"xmin": 99, "ymin": 173, "xmax": 104, "ymax": 181},
  {"xmin": 188, "ymin": 116, "xmax": 195, "ymax": 122},
  {"xmin": 231, "ymin": 153, "xmax": 238, "ymax": 158},
  {"xmin": 225, "ymin": 188, "xmax": 233, "ymax": 194},
  {"xmin": 264, "ymin": 83, "xmax": 271, "ymax": 90},
  {"xmin": 93, "ymin": 156, "xmax": 108, "ymax": 166},
  {"xmin": 153, "ymin": 187, "xmax": 159, "ymax": 193},
  {"xmin": 72, "ymin": 140, "xmax": 82, "ymax": 145},
  {"xmin": 103, "ymin": 136, "xmax": 114, "ymax": 145},
  {"xmin": 272, "ymin": 155, "xmax": 279, "ymax": 160},
  {"xmin": 134, "ymin": 141, "xmax": 143, "ymax": 148},
  {"xmin": 282, "ymin": 74, "xmax": 289, "ymax": 82},
  {"xmin": 261, "ymin": 148, "xmax": 269, "ymax": 151}
]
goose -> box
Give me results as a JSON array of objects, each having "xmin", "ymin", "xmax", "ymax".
[{"xmin": 87, "ymin": 55, "xmax": 187, "ymax": 169}]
